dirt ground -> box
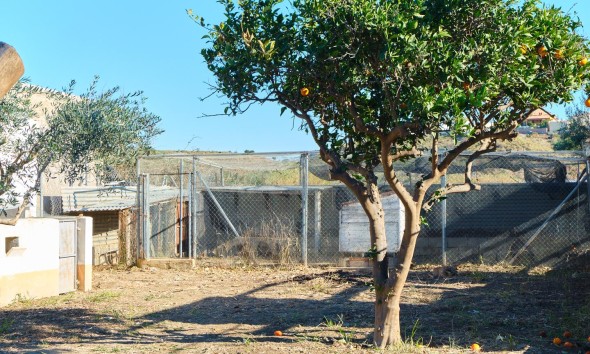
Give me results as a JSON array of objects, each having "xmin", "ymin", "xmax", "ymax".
[{"xmin": 1, "ymin": 260, "xmax": 589, "ymax": 354}]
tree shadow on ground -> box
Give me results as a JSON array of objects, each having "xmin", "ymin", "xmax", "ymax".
[
  {"xmin": 1, "ymin": 266, "xmax": 589, "ymax": 353},
  {"xmin": 408, "ymin": 266, "xmax": 590, "ymax": 353},
  {"xmin": 130, "ymin": 267, "xmax": 590, "ymax": 352},
  {"xmin": 132, "ymin": 270, "xmax": 375, "ymax": 343}
]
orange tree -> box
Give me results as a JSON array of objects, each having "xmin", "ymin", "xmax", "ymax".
[{"xmin": 194, "ymin": 0, "xmax": 590, "ymax": 347}]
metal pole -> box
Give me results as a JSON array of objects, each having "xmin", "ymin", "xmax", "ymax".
[
  {"xmin": 441, "ymin": 174, "xmax": 447, "ymax": 266},
  {"xmin": 221, "ymin": 167, "xmax": 225, "ymax": 187},
  {"xmin": 179, "ymin": 160, "xmax": 184, "ymax": 258},
  {"xmin": 136, "ymin": 158, "xmax": 141, "ymax": 262},
  {"xmin": 188, "ymin": 171, "xmax": 192, "ymax": 260},
  {"xmin": 196, "ymin": 170, "xmax": 240, "ymax": 239},
  {"xmin": 144, "ymin": 174, "xmax": 151, "ymax": 259},
  {"xmin": 137, "ymin": 175, "xmax": 142, "ymax": 261},
  {"xmin": 193, "ymin": 157, "xmax": 197, "ymax": 259},
  {"xmin": 301, "ymin": 153, "xmax": 309, "ymax": 267}
]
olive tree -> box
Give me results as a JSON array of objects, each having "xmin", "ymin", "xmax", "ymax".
[
  {"xmin": 0, "ymin": 77, "xmax": 162, "ymax": 224},
  {"xmin": 194, "ymin": 0, "xmax": 589, "ymax": 347}
]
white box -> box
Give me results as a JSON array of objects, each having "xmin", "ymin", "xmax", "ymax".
[{"xmin": 339, "ymin": 194, "xmax": 405, "ymax": 253}]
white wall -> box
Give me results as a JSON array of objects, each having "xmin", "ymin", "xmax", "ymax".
[{"xmin": 0, "ymin": 218, "xmax": 60, "ymax": 306}]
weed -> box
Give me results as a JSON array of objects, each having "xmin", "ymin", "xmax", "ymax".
[
  {"xmin": 216, "ymin": 216, "xmax": 300, "ymax": 266},
  {"xmin": 0, "ymin": 318, "xmax": 14, "ymax": 336},
  {"xmin": 405, "ymin": 319, "xmax": 424, "ymax": 346},
  {"xmin": 338, "ymin": 328, "xmax": 354, "ymax": 343},
  {"xmin": 321, "ymin": 314, "xmax": 344, "ymax": 328},
  {"xmin": 447, "ymin": 336, "xmax": 459, "ymax": 349},
  {"xmin": 469, "ymin": 271, "xmax": 486, "ymax": 282},
  {"xmin": 507, "ymin": 334, "xmax": 517, "ymax": 350},
  {"xmin": 11, "ymin": 293, "xmax": 33, "ymax": 306}
]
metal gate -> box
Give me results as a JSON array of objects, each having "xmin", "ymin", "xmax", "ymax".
[{"xmin": 59, "ymin": 219, "xmax": 77, "ymax": 293}]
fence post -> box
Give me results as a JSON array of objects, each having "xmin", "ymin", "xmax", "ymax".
[
  {"xmin": 192, "ymin": 157, "xmax": 198, "ymax": 259},
  {"xmin": 179, "ymin": 160, "xmax": 184, "ymax": 258},
  {"xmin": 441, "ymin": 173, "xmax": 447, "ymax": 266},
  {"xmin": 188, "ymin": 170, "xmax": 192, "ymax": 260},
  {"xmin": 136, "ymin": 158, "xmax": 141, "ymax": 261},
  {"xmin": 137, "ymin": 174, "xmax": 142, "ymax": 261},
  {"xmin": 300, "ymin": 153, "xmax": 309, "ymax": 267},
  {"xmin": 144, "ymin": 173, "xmax": 151, "ymax": 259}
]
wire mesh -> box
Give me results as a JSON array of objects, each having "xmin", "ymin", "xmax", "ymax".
[
  {"xmin": 418, "ymin": 152, "xmax": 589, "ymax": 267},
  {"xmin": 136, "ymin": 151, "xmax": 590, "ymax": 268}
]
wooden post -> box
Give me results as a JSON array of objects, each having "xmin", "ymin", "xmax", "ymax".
[{"xmin": 0, "ymin": 42, "xmax": 24, "ymax": 98}]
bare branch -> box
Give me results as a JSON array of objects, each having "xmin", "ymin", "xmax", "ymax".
[
  {"xmin": 438, "ymin": 121, "xmax": 519, "ymax": 175},
  {"xmin": 391, "ymin": 147, "xmax": 422, "ymax": 162},
  {"xmin": 431, "ymin": 132, "xmax": 439, "ymax": 173},
  {"xmin": 423, "ymin": 138, "xmax": 497, "ymax": 212}
]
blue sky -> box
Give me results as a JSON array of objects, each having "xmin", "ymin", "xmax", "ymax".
[{"xmin": 0, "ymin": 1, "xmax": 588, "ymax": 152}]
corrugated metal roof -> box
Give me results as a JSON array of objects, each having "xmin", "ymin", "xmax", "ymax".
[{"xmin": 62, "ymin": 186, "xmax": 179, "ymax": 212}]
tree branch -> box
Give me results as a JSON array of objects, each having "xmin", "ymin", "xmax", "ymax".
[
  {"xmin": 422, "ymin": 138, "xmax": 497, "ymax": 212},
  {"xmin": 438, "ymin": 121, "xmax": 519, "ymax": 175},
  {"xmin": 0, "ymin": 190, "xmax": 32, "ymax": 226}
]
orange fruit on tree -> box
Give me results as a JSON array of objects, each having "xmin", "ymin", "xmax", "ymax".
[
  {"xmin": 579, "ymin": 57, "xmax": 588, "ymax": 66},
  {"xmin": 300, "ymin": 87, "xmax": 310, "ymax": 97},
  {"xmin": 563, "ymin": 330, "xmax": 572, "ymax": 338},
  {"xmin": 553, "ymin": 337, "xmax": 562, "ymax": 345},
  {"xmin": 585, "ymin": 97, "xmax": 590, "ymax": 107},
  {"xmin": 563, "ymin": 341, "xmax": 574, "ymax": 348},
  {"xmin": 470, "ymin": 343, "xmax": 481, "ymax": 352},
  {"xmin": 273, "ymin": 330, "xmax": 283, "ymax": 336},
  {"xmin": 554, "ymin": 49, "xmax": 564, "ymax": 59},
  {"xmin": 537, "ymin": 45, "xmax": 549, "ymax": 58}
]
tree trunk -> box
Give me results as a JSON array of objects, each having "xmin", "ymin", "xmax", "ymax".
[{"xmin": 373, "ymin": 210, "xmax": 421, "ymax": 348}]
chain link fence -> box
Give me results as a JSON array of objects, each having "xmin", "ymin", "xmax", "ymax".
[
  {"xmin": 418, "ymin": 152, "xmax": 590, "ymax": 268},
  {"xmin": 136, "ymin": 151, "xmax": 590, "ymax": 268}
]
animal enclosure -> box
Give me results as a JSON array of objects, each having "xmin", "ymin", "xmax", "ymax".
[{"xmin": 136, "ymin": 151, "xmax": 590, "ymax": 268}]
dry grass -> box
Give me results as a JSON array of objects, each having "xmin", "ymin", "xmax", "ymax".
[
  {"xmin": 0, "ymin": 262, "xmax": 589, "ymax": 353},
  {"xmin": 215, "ymin": 217, "xmax": 301, "ymax": 266}
]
